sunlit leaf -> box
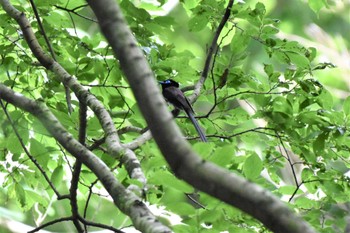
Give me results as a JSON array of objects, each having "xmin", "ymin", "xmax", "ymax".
[
  {"xmin": 243, "ymin": 154, "xmax": 263, "ymax": 180},
  {"xmin": 15, "ymin": 183, "xmax": 27, "ymax": 210},
  {"xmin": 51, "ymin": 165, "xmax": 64, "ymax": 188},
  {"xmin": 343, "ymin": 96, "xmax": 350, "ymax": 116}
]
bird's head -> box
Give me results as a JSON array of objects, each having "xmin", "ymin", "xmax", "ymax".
[{"xmin": 158, "ymin": 79, "xmax": 179, "ymax": 88}]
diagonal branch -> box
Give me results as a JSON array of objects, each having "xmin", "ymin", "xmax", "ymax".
[
  {"xmin": 0, "ymin": 0, "xmax": 146, "ymax": 192},
  {"xmin": 28, "ymin": 216, "xmax": 74, "ymax": 233},
  {"xmin": 0, "ymin": 84, "xmax": 172, "ymax": 233},
  {"xmin": 189, "ymin": 0, "xmax": 234, "ymax": 103},
  {"xmin": 86, "ymin": 0, "xmax": 317, "ymax": 232},
  {"xmin": 28, "ymin": 0, "xmax": 56, "ymax": 60}
]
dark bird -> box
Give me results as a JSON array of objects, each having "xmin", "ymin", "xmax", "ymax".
[{"xmin": 159, "ymin": 79, "xmax": 207, "ymax": 142}]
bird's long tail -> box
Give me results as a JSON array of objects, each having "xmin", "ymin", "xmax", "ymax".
[{"xmin": 186, "ymin": 111, "xmax": 207, "ymax": 142}]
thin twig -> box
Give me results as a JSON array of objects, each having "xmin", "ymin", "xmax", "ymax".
[
  {"xmin": 78, "ymin": 215, "xmax": 126, "ymax": 233},
  {"xmin": 54, "ymin": 4, "xmax": 98, "ymax": 22},
  {"xmin": 28, "ymin": 0, "xmax": 56, "ymax": 60},
  {"xmin": 276, "ymin": 132, "xmax": 299, "ymax": 187},
  {"xmin": 29, "ymin": 0, "xmax": 73, "ymax": 114},
  {"xmin": 191, "ymin": 0, "xmax": 234, "ymax": 102},
  {"xmin": 83, "ymin": 179, "xmax": 99, "ymax": 219},
  {"xmin": 69, "ymin": 101, "xmax": 87, "ymax": 232},
  {"xmin": 28, "ymin": 216, "xmax": 74, "ymax": 233}
]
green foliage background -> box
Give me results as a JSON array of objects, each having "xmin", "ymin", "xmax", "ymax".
[{"xmin": 0, "ymin": 0, "xmax": 349, "ymax": 232}]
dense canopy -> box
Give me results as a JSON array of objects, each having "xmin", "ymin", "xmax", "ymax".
[{"xmin": 0, "ymin": 0, "xmax": 349, "ymax": 232}]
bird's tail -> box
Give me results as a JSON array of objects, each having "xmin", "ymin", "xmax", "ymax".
[{"xmin": 186, "ymin": 111, "xmax": 207, "ymax": 142}]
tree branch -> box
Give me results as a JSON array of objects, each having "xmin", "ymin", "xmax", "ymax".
[
  {"xmin": 0, "ymin": 0, "xmax": 146, "ymax": 193},
  {"xmin": 28, "ymin": 0, "xmax": 56, "ymax": 60},
  {"xmin": 189, "ymin": 0, "xmax": 234, "ymax": 103},
  {"xmin": 28, "ymin": 216, "xmax": 74, "ymax": 233},
  {"xmin": 69, "ymin": 101, "xmax": 87, "ymax": 232},
  {"xmin": 86, "ymin": 0, "xmax": 316, "ymax": 232},
  {"xmin": 78, "ymin": 215, "xmax": 125, "ymax": 233},
  {"xmin": 54, "ymin": 4, "xmax": 98, "ymax": 23},
  {"xmin": 0, "ymin": 84, "xmax": 172, "ymax": 233}
]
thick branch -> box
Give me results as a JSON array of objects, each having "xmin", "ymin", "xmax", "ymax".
[
  {"xmin": 86, "ymin": 0, "xmax": 316, "ymax": 233},
  {"xmin": 0, "ymin": 84, "xmax": 172, "ymax": 233},
  {"xmin": 0, "ymin": 0, "xmax": 146, "ymax": 191}
]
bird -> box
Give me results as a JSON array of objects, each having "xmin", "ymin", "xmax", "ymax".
[{"xmin": 159, "ymin": 79, "xmax": 207, "ymax": 142}]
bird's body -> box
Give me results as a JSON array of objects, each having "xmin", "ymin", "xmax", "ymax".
[{"xmin": 159, "ymin": 79, "xmax": 207, "ymax": 142}]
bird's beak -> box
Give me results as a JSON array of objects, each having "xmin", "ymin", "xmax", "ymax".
[{"xmin": 158, "ymin": 80, "xmax": 164, "ymax": 84}]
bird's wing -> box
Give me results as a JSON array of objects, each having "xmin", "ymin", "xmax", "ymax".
[
  {"xmin": 163, "ymin": 87, "xmax": 194, "ymax": 113},
  {"xmin": 163, "ymin": 87, "xmax": 206, "ymax": 141}
]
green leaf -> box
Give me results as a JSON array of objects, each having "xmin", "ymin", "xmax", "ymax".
[
  {"xmin": 26, "ymin": 190, "xmax": 49, "ymax": 209},
  {"xmin": 29, "ymin": 139, "xmax": 50, "ymax": 166},
  {"xmin": 149, "ymin": 170, "xmax": 193, "ymax": 193},
  {"xmin": 181, "ymin": 0, "xmax": 197, "ymax": 10},
  {"xmin": 188, "ymin": 15, "xmax": 208, "ymax": 32},
  {"xmin": 278, "ymin": 186, "xmax": 302, "ymax": 195},
  {"xmin": 210, "ymin": 145, "xmax": 235, "ymax": 166},
  {"xmin": 120, "ymin": 0, "xmax": 151, "ymax": 21},
  {"xmin": 321, "ymin": 181, "xmax": 345, "ymax": 202},
  {"xmin": 295, "ymin": 197, "xmax": 318, "ymax": 209},
  {"xmin": 261, "ymin": 25, "xmax": 279, "ymax": 39},
  {"xmin": 6, "ymin": 135, "xmax": 22, "ymax": 155},
  {"xmin": 343, "ymin": 96, "xmax": 350, "ymax": 116},
  {"xmin": 306, "ymin": 47, "xmax": 317, "ymax": 62},
  {"xmin": 160, "ymin": 187, "xmax": 195, "ymax": 215},
  {"xmin": 51, "ymin": 165, "xmax": 64, "ymax": 188},
  {"xmin": 329, "ymin": 160, "xmax": 349, "ymax": 174},
  {"xmin": 308, "ymin": 0, "xmax": 327, "ymax": 15},
  {"xmin": 15, "ymin": 183, "xmax": 27, "ymax": 209},
  {"xmin": 317, "ymin": 88, "xmax": 333, "ymax": 109},
  {"xmin": 312, "ymin": 132, "xmax": 328, "ymax": 155},
  {"xmin": 167, "ymin": 202, "xmax": 195, "ymax": 215},
  {"xmin": 243, "ymin": 154, "xmax": 263, "ymax": 180},
  {"xmin": 250, "ymin": 2, "xmax": 266, "ymax": 19},
  {"xmin": 43, "ymin": 11, "xmax": 71, "ymax": 28},
  {"xmin": 286, "ymin": 51, "xmax": 310, "ymax": 68},
  {"xmin": 230, "ymin": 32, "xmax": 251, "ymax": 54},
  {"xmin": 264, "ymin": 63, "xmax": 273, "ymax": 76},
  {"xmin": 296, "ymin": 111, "xmax": 328, "ymax": 127},
  {"xmin": 272, "ymin": 96, "xmax": 293, "ymax": 115}
]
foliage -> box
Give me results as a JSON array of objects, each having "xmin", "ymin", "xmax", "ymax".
[{"xmin": 0, "ymin": 0, "xmax": 349, "ymax": 232}]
